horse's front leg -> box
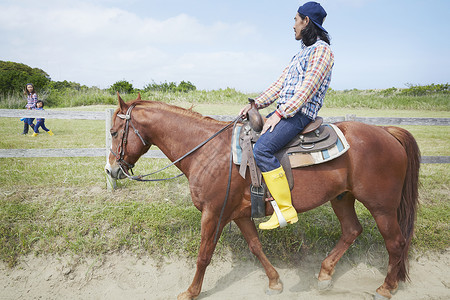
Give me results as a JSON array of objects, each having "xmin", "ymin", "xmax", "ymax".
[
  {"xmin": 318, "ymin": 194, "xmax": 362, "ymax": 289},
  {"xmin": 178, "ymin": 210, "xmax": 223, "ymax": 300},
  {"xmin": 234, "ymin": 217, "xmax": 283, "ymax": 294}
]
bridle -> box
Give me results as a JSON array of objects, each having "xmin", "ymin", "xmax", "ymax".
[
  {"xmin": 110, "ymin": 103, "xmax": 241, "ymax": 183},
  {"xmin": 110, "ymin": 104, "xmax": 149, "ymax": 177}
]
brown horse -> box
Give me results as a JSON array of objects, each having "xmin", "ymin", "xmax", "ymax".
[{"xmin": 105, "ymin": 94, "xmax": 420, "ymax": 300}]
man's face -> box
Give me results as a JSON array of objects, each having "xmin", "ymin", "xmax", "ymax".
[{"xmin": 293, "ymin": 13, "xmax": 309, "ymax": 41}]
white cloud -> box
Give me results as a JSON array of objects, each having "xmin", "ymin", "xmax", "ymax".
[
  {"xmin": 0, "ymin": 1, "xmax": 268, "ymax": 91},
  {"xmin": 2, "ymin": 0, "xmax": 448, "ymax": 92},
  {"xmin": 152, "ymin": 51, "xmax": 283, "ymax": 91}
]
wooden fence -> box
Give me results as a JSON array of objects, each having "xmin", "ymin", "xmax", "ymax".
[
  {"xmin": 1, "ymin": 109, "xmax": 449, "ymax": 189},
  {"xmin": 1, "ymin": 109, "xmax": 449, "ymax": 162}
]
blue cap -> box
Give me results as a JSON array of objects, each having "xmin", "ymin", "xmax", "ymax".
[{"xmin": 298, "ymin": 2, "xmax": 328, "ymax": 33}]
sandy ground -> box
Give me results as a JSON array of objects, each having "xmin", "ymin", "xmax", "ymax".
[{"xmin": 1, "ymin": 249, "xmax": 449, "ymax": 300}]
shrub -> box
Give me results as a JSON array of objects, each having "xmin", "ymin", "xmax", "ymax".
[
  {"xmin": 400, "ymin": 83, "xmax": 449, "ymax": 96},
  {"xmin": 143, "ymin": 81, "xmax": 196, "ymax": 93},
  {"xmin": 108, "ymin": 80, "xmax": 134, "ymax": 94}
]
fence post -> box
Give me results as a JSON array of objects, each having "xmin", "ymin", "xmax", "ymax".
[
  {"xmin": 345, "ymin": 114, "xmax": 356, "ymax": 121},
  {"xmin": 105, "ymin": 109, "xmax": 117, "ymax": 191}
]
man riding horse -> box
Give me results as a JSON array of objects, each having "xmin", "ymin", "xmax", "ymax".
[
  {"xmin": 240, "ymin": 2, "xmax": 334, "ymax": 230},
  {"xmin": 106, "ymin": 2, "xmax": 420, "ymax": 299}
]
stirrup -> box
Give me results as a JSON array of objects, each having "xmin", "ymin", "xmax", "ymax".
[{"xmin": 270, "ymin": 200, "xmax": 287, "ymax": 228}]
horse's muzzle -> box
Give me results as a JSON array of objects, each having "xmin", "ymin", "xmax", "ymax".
[{"xmin": 105, "ymin": 162, "xmax": 126, "ymax": 179}]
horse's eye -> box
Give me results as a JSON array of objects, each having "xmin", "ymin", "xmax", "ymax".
[{"xmin": 110, "ymin": 131, "xmax": 118, "ymax": 138}]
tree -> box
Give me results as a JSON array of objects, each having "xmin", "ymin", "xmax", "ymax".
[
  {"xmin": 177, "ymin": 81, "xmax": 196, "ymax": 92},
  {"xmin": 0, "ymin": 61, "xmax": 51, "ymax": 95},
  {"xmin": 48, "ymin": 80, "xmax": 85, "ymax": 91},
  {"xmin": 109, "ymin": 80, "xmax": 134, "ymax": 94}
]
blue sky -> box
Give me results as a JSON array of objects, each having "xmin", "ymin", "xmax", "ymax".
[{"xmin": 1, "ymin": 0, "xmax": 449, "ymax": 92}]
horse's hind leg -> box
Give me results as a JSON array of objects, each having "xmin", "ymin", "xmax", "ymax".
[
  {"xmin": 318, "ymin": 193, "xmax": 362, "ymax": 287},
  {"xmin": 370, "ymin": 212, "xmax": 406, "ymax": 299},
  {"xmin": 234, "ymin": 217, "xmax": 283, "ymax": 294}
]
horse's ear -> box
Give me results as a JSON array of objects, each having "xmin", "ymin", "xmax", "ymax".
[
  {"xmin": 137, "ymin": 92, "xmax": 141, "ymax": 101},
  {"xmin": 117, "ymin": 92, "xmax": 127, "ymax": 111}
]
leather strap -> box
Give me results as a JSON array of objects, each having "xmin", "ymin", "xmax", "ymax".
[
  {"xmin": 270, "ymin": 200, "xmax": 287, "ymax": 228},
  {"xmin": 240, "ymin": 130, "xmax": 261, "ymax": 187},
  {"xmin": 239, "ymin": 132, "xmax": 251, "ymax": 178},
  {"xmin": 239, "ymin": 125, "xmax": 262, "ymax": 187}
]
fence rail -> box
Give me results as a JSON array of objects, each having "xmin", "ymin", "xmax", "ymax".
[
  {"xmin": 0, "ymin": 109, "xmax": 105, "ymax": 120},
  {"xmin": 1, "ymin": 109, "xmax": 450, "ymax": 125}
]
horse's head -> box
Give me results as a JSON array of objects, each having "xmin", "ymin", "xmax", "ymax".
[{"xmin": 105, "ymin": 93, "xmax": 151, "ymax": 179}]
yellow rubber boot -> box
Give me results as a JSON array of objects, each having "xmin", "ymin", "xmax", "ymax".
[
  {"xmin": 259, "ymin": 166, "xmax": 298, "ymax": 230},
  {"xmin": 48, "ymin": 130, "xmax": 54, "ymax": 136},
  {"xmin": 32, "ymin": 132, "xmax": 38, "ymax": 137}
]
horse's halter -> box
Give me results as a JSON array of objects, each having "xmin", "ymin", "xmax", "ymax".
[
  {"xmin": 110, "ymin": 102, "xmax": 241, "ymax": 192},
  {"xmin": 110, "ymin": 104, "xmax": 148, "ymax": 176}
]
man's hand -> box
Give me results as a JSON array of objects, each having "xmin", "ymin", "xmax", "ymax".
[
  {"xmin": 239, "ymin": 104, "xmax": 252, "ymax": 118},
  {"xmin": 261, "ymin": 113, "xmax": 281, "ymax": 134}
]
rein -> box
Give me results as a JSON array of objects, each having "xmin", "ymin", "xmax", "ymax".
[
  {"xmin": 111, "ymin": 104, "xmax": 241, "ymax": 182},
  {"xmin": 131, "ymin": 117, "xmax": 241, "ymax": 182},
  {"xmin": 111, "ymin": 103, "xmax": 241, "ymax": 244}
]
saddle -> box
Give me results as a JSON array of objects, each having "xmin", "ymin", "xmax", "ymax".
[
  {"xmin": 238, "ymin": 116, "xmax": 336, "ymax": 187},
  {"xmin": 237, "ymin": 100, "xmax": 348, "ymax": 218}
]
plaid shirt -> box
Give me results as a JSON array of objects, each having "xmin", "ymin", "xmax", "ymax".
[
  {"xmin": 26, "ymin": 93, "xmax": 38, "ymax": 109},
  {"xmin": 255, "ymin": 39, "xmax": 334, "ymax": 120}
]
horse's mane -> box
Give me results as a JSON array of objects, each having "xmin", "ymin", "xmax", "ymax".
[{"xmin": 131, "ymin": 100, "xmax": 222, "ymax": 124}]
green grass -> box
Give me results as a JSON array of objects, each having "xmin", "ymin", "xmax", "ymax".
[
  {"xmin": 414, "ymin": 164, "xmax": 450, "ymax": 251},
  {"xmin": 0, "ymin": 156, "xmax": 448, "ymax": 268},
  {"xmin": 326, "ymin": 90, "xmax": 449, "ymax": 111},
  {"xmin": 1, "ymin": 118, "xmax": 448, "ymax": 156},
  {"xmin": 2, "ymin": 84, "xmax": 449, "ymax": 110},
  {"xmin": 1, "ymin": 119, "xmax": 104, "ymax": 149},
  {"xmin": 0, "ymin": 96, "xmax": 449, "ymax": 268}
]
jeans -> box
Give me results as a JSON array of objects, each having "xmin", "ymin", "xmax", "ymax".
[
  {"xmin": 24, "ymin": 118, "xmax": 34, "ymax": 126},
  {"xmin": 253, "ymin": 112, "xmax": 312, "ymax": 172},
  {"xmin": 34, "ymin": 120, "xmax": 49, "ymax": 133}
]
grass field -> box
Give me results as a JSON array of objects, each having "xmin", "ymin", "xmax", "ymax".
[{"xmin": 0, "ymin": 96, "xmax": 449, "ymax": 268}]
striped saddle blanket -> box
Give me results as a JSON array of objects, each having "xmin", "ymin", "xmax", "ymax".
[{"xmin": 232, "ymin": 123, "xmax": 350, "ymax": 169}]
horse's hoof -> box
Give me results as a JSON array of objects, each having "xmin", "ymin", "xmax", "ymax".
[
  {"xmin": 317, "ymin": 279, "xmax": 332, "ymax": 291},
  {"xmin": 177, "ymin": 291, "xmax": 195, "ymax": 300},
  {"xmin": 373, "ymin": 292, "xmax": 391, "ymax": 300},
  {"xmin": 265, "ymin": 279, "xmax": 283, "ymax": 295}
]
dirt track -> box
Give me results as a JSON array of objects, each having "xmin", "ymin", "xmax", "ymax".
[{"xmin": 1, "ymin": 249, "xmax": 449, "ymax": 300}]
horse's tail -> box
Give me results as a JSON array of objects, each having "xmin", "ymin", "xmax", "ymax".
[{"xmin": 384, "ymin": 126, "xmax": 421, "ymax": 281}]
